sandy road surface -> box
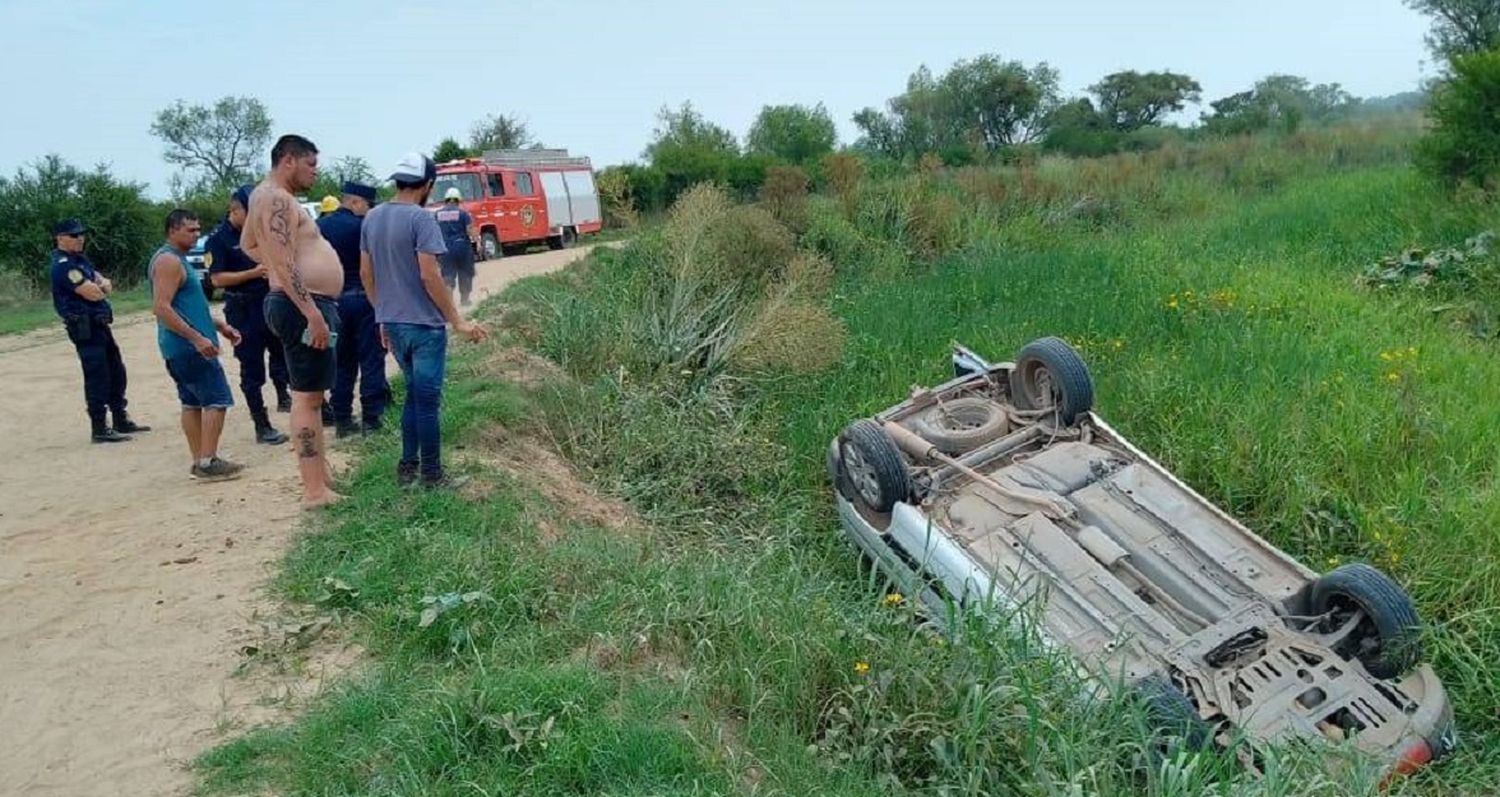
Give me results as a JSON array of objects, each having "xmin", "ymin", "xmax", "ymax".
[{"xmin": 0, "ymin": 245, "xmax": 594, "ymax": 796}]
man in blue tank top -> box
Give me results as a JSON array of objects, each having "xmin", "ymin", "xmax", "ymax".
[{"xmin": 148, "ymin": 209, "xmax": 247, "ymax": 481}]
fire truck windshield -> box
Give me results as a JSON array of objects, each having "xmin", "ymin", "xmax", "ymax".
[{"xmin": 431, "ymin": 172, "xmax": 482, "ymax": 204}]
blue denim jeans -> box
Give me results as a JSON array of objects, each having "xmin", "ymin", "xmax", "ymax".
[{"xmin": 385, "ymin": 323, "xmax": 448, "ymax": 477}]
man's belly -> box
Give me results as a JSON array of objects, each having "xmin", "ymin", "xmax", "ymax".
[{"xmin": 269, "ymin": 238, "xmax": 345, "ymax": 298}]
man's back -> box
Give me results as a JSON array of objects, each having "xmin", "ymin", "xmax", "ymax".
[{"xmin": 361, "ymin": 202, "xmax": 447, "ymax": 327}]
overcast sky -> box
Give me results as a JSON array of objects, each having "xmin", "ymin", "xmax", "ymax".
[{"xmin": 0, "ymin": 0, "xmax": 1433, "ymax": 198}]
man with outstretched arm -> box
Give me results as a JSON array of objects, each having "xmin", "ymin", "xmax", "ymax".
[
  {"xmin": 241, "ymin": 134, "xmax": 345, "ymax": 509},
  {"xmin": 360, "ymin": 152, "xmax": 488, "ymax": 489},
  {"xmin": 148, "ymin": 209, "xmax": 245, "ymax": 481}
]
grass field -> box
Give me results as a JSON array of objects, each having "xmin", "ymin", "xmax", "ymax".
[{"xmin": 198, "ymin": 126, "xmax": 1500, "ymax": 796}]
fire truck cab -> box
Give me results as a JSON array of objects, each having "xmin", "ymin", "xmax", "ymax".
[{"xmin": 430, "ymin": 148, "xmax": 603, "ymax": 260}]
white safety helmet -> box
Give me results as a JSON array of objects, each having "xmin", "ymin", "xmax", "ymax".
[{"xmin": 443, "ymin": 187, "xmax": 462, "ymax": 202}]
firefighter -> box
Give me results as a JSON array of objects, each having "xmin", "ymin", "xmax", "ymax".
[
  {"xmin": 319, "ymin": 195, "xmax": 339, "ymax": 216},
  {"xmin": 435, "ymin": 187, "xmax": 476, "ymax": 306},
  {"xmin": 207, "ymin": 185, "xmax": 291, "ymax": 444},
  {"xmin": 49, "ymin": 218, "xmax": 150, "ymax": 442},
  {"xmin": 317, "ymin": 181, "xmax": 388, "ymax": 437}
]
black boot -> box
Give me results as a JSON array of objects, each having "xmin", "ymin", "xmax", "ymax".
[
  {"xmin": 112, "ymin": 412, "xmax": 151, "ymax": 434},
  {"xmin": 252, "ymin": 409, "xmax": 289, "ymax": 445},
  {"xmin": 321, "ymin": 402, "xmax": 336, "ymax": 427},
  {"xmin": 91, "ymin": 416, "xmax": 131, "ymax": 444},
  {"xmin": 275, "ymin": 384, "xmax": 292, "ymax": 413},
  {"xmin": 335, "ymin": 418, "xmax": 363, "ymax": 439}
]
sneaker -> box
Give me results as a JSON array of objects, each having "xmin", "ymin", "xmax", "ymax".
[
  {"xmin": 191, "ymin": 457, "xmax": 245, "ymax": 482},
  {"xmin": 276, "ymin": 394, "xmax": 292, "ymax": 413},
  {"xmin": 397, "ymin": 460, "xmax": 419, "ymax": 488},
  {"xmin": 420, "ymin": 471, "xmax": 471, "ymax": 491},
  {"xmin": 320, "ymin": 404, "xmax": 336, "ymax": 426},
  {"xmin": 91, "ymin": 428, "xmax": 132, "ymax": 444},
  {"xmin": 256, "ymin": 424, "xmax": 289, "ymax": 445},
  {"xmin": 113, "ymin": 417, "xmax": 151, "ymax": 433}
]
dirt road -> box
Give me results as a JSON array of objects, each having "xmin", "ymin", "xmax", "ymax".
[{"xmin": 0, "ymin": 245, "xmax": 594, "ymax": 796}]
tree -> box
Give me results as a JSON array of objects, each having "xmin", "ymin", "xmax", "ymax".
[
  {"xmin": 644, "ymin": 102, "xmax": 742, "ymax": 200},
  {"xmin": 747, "ymin": 103, "xmax": 837, "ymax": 164},
  {"xmin": 1417, "ymin": 48, "xmax": 1500, "ymax": 185},
  {"xmin": 0, "ymin": 156, "xmax": 159, "ymax": 289},
  {"xmin": 852, "ymin": 55, "xmax": 1058, "ymax": 160},
  {"xmin": 150, "ymin": 96, "xmax": 272, "ymax": 190},
  {"xmin": 1406, "ymin": 0, "xmax": 1500, "ymax": 62},
  {"xmin": 1089, "ymin": 70, "xmax": 1202, "ymax": 131},
  {"xmin": 1041, "ymin": 99, "xmax": 1120, "ymax": 157},
  {"xmin": 1202, "ymin": 75, "xmax": 1353, "ymax": 136},
  {"xmin": 328, "ymin": 156, "xmax": 376, "ymax": 186},
  {"xmin": 938, "ymin": 55, "xmax": 1060, "ymax": 148},
  {"xmin": 433, "ymin": 137, "xmax": 471, "ymax": 163},
  {"xmin": 469, "ymin": 113, "xmax": 532, "ymax": 152}
]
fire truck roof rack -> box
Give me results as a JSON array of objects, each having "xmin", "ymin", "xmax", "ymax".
[{"xmin": 480, "ymin": 148, "xmax": 593, "ymax": 169}]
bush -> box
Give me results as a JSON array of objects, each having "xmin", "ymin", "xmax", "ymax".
[
  {"xmin": 759, "ymin": 165, "xmax": 810, "ymax": 233},
  {"xmin": 1417, "ymin": 48, "xmax": 1500, "ymax": 188},
  {"xmin": 0, "ymin": 156, "xmax": 159, "ymax": 289}
]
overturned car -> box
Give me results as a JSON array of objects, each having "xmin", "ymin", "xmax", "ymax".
[{"xmin": 827, "ymin": 337, "xmax": 1454, "ymax": 777}]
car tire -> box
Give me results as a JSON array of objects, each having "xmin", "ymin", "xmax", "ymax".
[
  {"xmin": 1310, "ymin": 563, "xmax": 1423, "ymax": 680},
  {"xmin": 547, "ymin": 228, "xmax": 576, "ymax": 250},
  {"xmin": 910, "ymin": 396, "xmax": 1009, "ymax": 454},
  {"xmin": 480, "ymin": 231, "xmax": 501, "ymax": 261},
  {"xmin": 1009, "ymin": 337, "xmax": 1094, "ymax": 425},
  {"xmin": 1134, "ymin": 676, "xmax": 1214, "ymax": 755},
  {"xmin": 837, "ymin": 419, "xmax": 912, "ymax": 515}
]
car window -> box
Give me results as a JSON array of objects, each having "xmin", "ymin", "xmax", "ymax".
[
  {"xmin": 487, "ymin": 174, "xmax": 504, "ymax": 197},
  {"xmin": 514, "ymin": 172, "xmax": 534, "ymax": 196}
]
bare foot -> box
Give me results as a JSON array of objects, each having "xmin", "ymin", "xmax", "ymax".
[{"xmin": 301, "ymin": 491, "xmax": 345, "ymax": 511}]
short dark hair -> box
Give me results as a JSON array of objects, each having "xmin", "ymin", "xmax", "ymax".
[
  {"xmin": 270, "ymin": 134, "xmax": 318, "ymax": 166},
  {"xmin": 165, "ymin": 208, "xmax": 199, "ymax": 235}
]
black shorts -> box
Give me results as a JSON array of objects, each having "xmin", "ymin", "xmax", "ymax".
[{"xmin": 264, "ymin": 291, "xmax": 340, "ymax": 393}]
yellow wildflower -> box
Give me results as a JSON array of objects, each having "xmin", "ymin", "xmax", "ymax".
[
  {"xmin": 882, "ymin": 593, "xmax": 905, "ymax": 608},
  {"xmin": 1385, "ymin": 372, "xmax": 1402, "ymax": 383},
  {"xmin": 853, "ymin": 661, "xmax": 871, "ymax": 676}
]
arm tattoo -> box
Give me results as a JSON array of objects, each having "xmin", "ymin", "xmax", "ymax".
[{"xmin": 269, "ymin": 193, "xmax": 311, "ymax": 300}]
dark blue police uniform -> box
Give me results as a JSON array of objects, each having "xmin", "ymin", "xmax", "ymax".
[
  {"xmin": 49, "ymin": 218, "xmax": 142, "ymax": 440},
  {"xmin": 207, "ymin": 185, "xmax": 290, "ymax": 429},
  {"xmin": 317, "ymin": 181, "xmax": 388, "ymax": 433}
]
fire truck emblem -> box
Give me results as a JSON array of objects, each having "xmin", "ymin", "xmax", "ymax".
[{"xmin": 520, "ymin": 204, "xmax": 536, "ymax": 227}]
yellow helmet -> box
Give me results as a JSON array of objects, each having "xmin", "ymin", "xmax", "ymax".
[{"xmin": 319, "ymin": 195, "xmax": 339, "ymax": 214}]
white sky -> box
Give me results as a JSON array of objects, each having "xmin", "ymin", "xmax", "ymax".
[{"xmin": 0, "ymin": 0, "xmax": 1433, "ymax": 198}]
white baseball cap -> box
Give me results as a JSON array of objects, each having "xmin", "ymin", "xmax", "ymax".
[{"xmin": 389, "ymin": 152, "xmax": 436, "ymax": 184}]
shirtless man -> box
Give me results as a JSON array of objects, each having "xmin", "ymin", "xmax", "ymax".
[{"xmin": 241, "ymin": 134, "xmax": 345, "ymax": 509}]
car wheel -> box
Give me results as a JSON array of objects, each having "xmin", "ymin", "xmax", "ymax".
[
  {"xmin": 481, "ymin": 232, "xmax": 501, "ymax": 261},
  {"xmin": 910, "ymin": 396, "xmax": 1009, "ymax": 455},
  {"xmin": 1310, "ymin": 563, "xmax": 1423, "ymax": 679},
  {"xmin": 837, "ymin": 419, "xmax": 912, "ymax": 515},
  {"xmin": 1134, "ymin": 676, "xmax": 1214, "ymax": 755},
  {"xmin": 1009, "ymin": 336, "xmax": 1094, "ymax": 425}
]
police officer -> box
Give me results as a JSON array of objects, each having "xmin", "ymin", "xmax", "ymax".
[
  {"xmin": 317, "ymin": 181, "xmax": 389, "ymax": 438},
  {"xmin": 49, "ymin": 218, "xmax": 150, "ymax": 442},
  {"xmin": 435, "ymin": 187, "xmax": 476, "ymax": 306},
  {"xmin": 207, "ymin": 185, "xmax": 291, "ymax": 444}
]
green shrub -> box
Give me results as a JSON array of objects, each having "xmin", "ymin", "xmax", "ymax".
[
  {"xmin": 1417, "ymin": 48, "xmax": 1500, "ymax": 188},
  {"xmin": 0, "ymin": 156, "xmax": 159, "ymax": 289}
]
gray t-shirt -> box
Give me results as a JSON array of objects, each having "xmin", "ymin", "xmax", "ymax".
[{"xmin": 360, "ymin": 202, "xmax": 448, "ymax": 327}]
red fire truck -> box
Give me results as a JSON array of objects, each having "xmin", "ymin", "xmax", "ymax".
[{"xmin": 430, "ymin": 149, "xmax": 603, "ymax": 260}]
